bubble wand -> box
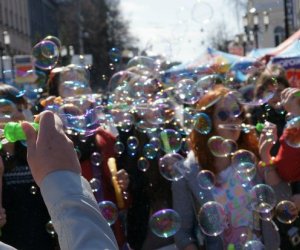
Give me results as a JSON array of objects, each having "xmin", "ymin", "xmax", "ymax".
[
  {"xmin": 107, "ymin": 157, "xmax": 125, "ymax": 209},
  {"xmin": 1, "ymin": 122, "xmax": 39, "ymax": 143}
]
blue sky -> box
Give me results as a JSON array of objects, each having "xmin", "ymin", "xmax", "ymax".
[{"xmin": 120, "ymin": 0, "xmax": 245, "ymax": 62}]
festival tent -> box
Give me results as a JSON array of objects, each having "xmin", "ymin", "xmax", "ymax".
[
  {"xmin": 163, "ymin": 47, "xmax": 255, "ymax": 84},
  {"xmin": 247, "ymin": 48, "xmax": 275, "ymax": 59},
  {"xmin": 269, "ymin": 39, "xmax": 300, "ymax": 87},
  {"xmin": 265, "ymin": 29, "xmax": 300, "ymax": 59}
]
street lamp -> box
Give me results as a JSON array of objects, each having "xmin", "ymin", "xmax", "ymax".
[
  {"xmin": 243, "ymin": 10, "xmax": 269, "ymax": 49},
  {"xmin": 0, "ymin": 45, "xmax": 4, "ymax": 83},
  {"xmin": 3, "ymin": 31, "xmax": 14, "ymax": 81},
  {"xmin": 234, "ymin": 33, "xmax": 248, "ymax": 56}
]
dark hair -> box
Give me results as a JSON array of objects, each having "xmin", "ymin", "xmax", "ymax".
[
  {"xmin": 0, "ymin": 83, "xmax": 28, "ymax": 108},
  {"xmin": 47, "ymin": 70, "xmax": 61, "ymax": 97},
  {"xmin": 255, "ymin": 73, "xmax": 289, "ymax": 99}
]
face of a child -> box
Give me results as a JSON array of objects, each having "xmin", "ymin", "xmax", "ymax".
[
  {"xmin": 0, "ymin": 100, "xmax": 25, "ymax": 128},
  {"xmin": 213, "ymin": 95, "xmax": 243, "ymax": 142},
  {"xmin": 268, "ymin": 83, "xmax": 286, "ymax": 109}
]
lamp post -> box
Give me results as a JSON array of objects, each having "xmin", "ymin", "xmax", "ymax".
[
  {"xmin": 3, "ymin": 31, "xmax": 14, "ymax": 81},
  {"xmin": 0, "ymin": 45, "xmax": 4, "ymax": 83},
  {"xmin": 234, "ymin": 34, "xmax": 248, "ymax": 56},
  {"xmin": 243, "ymin": 9, "xmax": 269, "ymax": 49}
]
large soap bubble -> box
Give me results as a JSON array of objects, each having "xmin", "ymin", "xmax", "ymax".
[
  {"xmin": 159, "ymin": 153, "xmax": 185, "ymax": 181},
  {"xmin": 250, "ymin": 184, "xmax": 276, "ymax": 214},
  {"xmin": 198, "ymin": 201, "xmax": 227, "ymax": 236},
  {"xmin": 32, "ymin": 40, "xmax": 59, "ymax": 70},
  {"xmin": 98, "ymin": 201, "xmax": 118, "ymax": 226},
  {"xmin": 149, "ymin": 209, "xmax": 181, "ymax": 238}
]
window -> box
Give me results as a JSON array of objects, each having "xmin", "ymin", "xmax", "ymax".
[{"xmin": 274, "ymin": 26, "xmax": 285, "ymax": 46}]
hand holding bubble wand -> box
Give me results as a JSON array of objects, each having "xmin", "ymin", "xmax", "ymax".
[
  {"xmin": 107, "ymin": 157, "xmax": 125, "ymax": 209},
  {"xmin": 0, "ymin": 122, "xmax": 127, "ymax": 210}
]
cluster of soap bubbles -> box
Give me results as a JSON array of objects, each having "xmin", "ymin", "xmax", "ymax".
[
  {"xmin": 0, "ymin": 0, "xmax": 291, "ymax": 245},
  {"xmin": 4, "ymin": 4, "xmax": 298, "ymax": 242}
]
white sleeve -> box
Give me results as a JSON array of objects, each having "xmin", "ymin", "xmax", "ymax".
[
  {"xmin": 0, "ymin": 241, "xmax": 17, "ymax": 250},
  {"xmin": 40, "ymin": 171, "xmax": 118, "ymax": 250}
]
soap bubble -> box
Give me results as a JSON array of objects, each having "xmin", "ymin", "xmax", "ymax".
[
  {"xmin": 196, "ymin": 74, "xmax": 218, "ymax": 95},
  {"xmin": 149, "ymin": 137, "xmax": 161, "ymax": 151},
  {"xmin": 231, "ymin": 149, "xmax": 257, "ymax": 166},
  {"xmin": 234, "ymin": 162, "xmax": 256, "ymax": 184},
  {"xmin": 107, "ymin": 70, "xmax": 137, "ymax": 92},
  {"xmin": 198, "ymin": 201, "xmax": 227, "ymax": 236},
  {"xmin": 250, "ymin": 184, "xmax": 276, "ymax": 213},
  {"xmin": 207, "ymin": 136, "xmax": 236, "ymax": 157},
  {"xmin": 191, "ymin": 1, "xmax": 213, "ymax": 24},
  {"xmin": 259, "ymin": 209, "xmax": 274, "ymax": 221},
  {"xmin": 160, "ymin": 129, "xmax": 182, "ymax": 153},
  {"xmin": 135, "ymin": 104, "xmax": 164, "ymax": 126},
  {"xmin": 222, "ymin": 139, "xmax": 238, "ymax": 156},
  {"xmin": 127, "ymin": 147, "xmax": 137, "ymax": 157},
  {"xmin": 60, "ymin": 114, "xmax": 87, "ymax": 134},
  {"xmin": 114, "ymin": 141, "xmax": 125, "ymax": 156},
  {"xmin": 89, "ymin": 178, "xmax": 101, "ymax": 192},
  {"xmin": 197, "ymin": 170, "xmax": 215, "ymax": 190},
  {"xmin": 30, "ymin": 185, "xmax": 38, "ymax": 195},
  {"xmin": 127, "ymin": 56, "xmax": 161, "ymax": 75},
  {"xmin": 109, "ymin": 47, "xmax": 122, "ymax": 63},
  {"xmin": 127, "ymin": 136, "xmax": 139, "ymax": 150},
  {"xmin": 149, "ymin": 209, "xmax": 181, "ymax": 238},
  {"xmin": 244, "ymin": 240, "xmax": 265, "ymax": 250},
  {"xmin": 45, "ymin": 220, "xmax": 56, "ymax": 236},
  {"xmin": 143, "ymin": 143, "xmax": 158, "ymax": 159},
  {"xmin": 179, "ymin": 107, "xmax": 196, "ymax": 134},
  {"xmin": 43, "ymin": 35, "xmax": 61, "ymax": 49},
  {"xmin": 275, "ymin": 200, "xmax": 298, "ymax": 224},
  {"xmin": 138, "ymin": 157, "xmax": 150, "ymax": 172},
  {"xmin": 174, "ymin": 79, "xmax": 201, "ymax": 104},
  {"xmin": 207, "ymin": 136, "xmax": 224, "ymax": 157},
  {"xmin": 136, "ymin": 97, "xmax": 175, "ymax": 126},
  {"xmin": 113, "ymin": 111, "xmax": 134, "ymax": 133},
  {"xmin": 0, "ymin": 99, "xmax": 18, "ymax": 122},
  {"xmin": 159, "ymin": 153, "xmax": 185, "ymax": 181},
  {"xmin": 284, "ymin": 116, "xmax": 300, "ymax": 148},
  {"xmin": 194, "ymin": 113, "xmax": 212, "ymax": 135},
  {"xmin": 181, "ymin": 138, "xmax": 191, "ymax": 155},
  {"xmin": 234, "ymin": 76, "xmax": 278, "ymax": 106},
  {"xmin": 32, "ymin": 40, "xmax": 59, "ymax": 70},
  {"xmin": 59, "ymin": 80, "xmax": 91, "ymax": 98},
  {"xmin": 90, "ymin": 152, "xmax": 102, "ymax": 166},
  {"xmin": 98, "ymin": 201, "xmax": 118, "ymax": 226}
]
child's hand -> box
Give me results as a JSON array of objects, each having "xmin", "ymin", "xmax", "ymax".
[
  {"xmin": 259, "ymin": 122, "xmax": 277, "ymax": 163},
  {"xmin": 116, "ymin": 169, "xmax": 129, "ymax": 192},
  {"xmin": 281, "ymin": 88, "xmax": 300, "ymax": 117}
]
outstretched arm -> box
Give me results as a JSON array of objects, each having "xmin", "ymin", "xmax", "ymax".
[{"xmin": 22, "ymin": 111, "xmax": 118, "ymax": 250}]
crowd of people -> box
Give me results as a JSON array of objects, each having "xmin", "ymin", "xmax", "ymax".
[{"xmin": 0, "ymin": 36, "xmax": 299, "ymax": 250}]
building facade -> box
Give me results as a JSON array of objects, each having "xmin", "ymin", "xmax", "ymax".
[
  {"xmin": 28, "ymin": 0, "xmax": 59, "ymax": 46},
  {"xmin": 246, "ymin": 0, "xmax": 300, "ymax": 49},
  {"xmin": 0, "ymin": 0, "xmax": 31, "ymax": 55}
]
